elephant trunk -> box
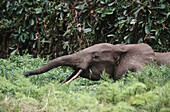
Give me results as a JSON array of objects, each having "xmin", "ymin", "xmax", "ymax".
[
  {"xmin": 24, "ymin": 54, "xmax": 82, "ymax": 76},
  {"xmin": 155, "ymin": 52, "xmax": 170, "ymax": 66}
]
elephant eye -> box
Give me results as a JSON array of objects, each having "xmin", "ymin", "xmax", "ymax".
[{"xmin": 92, "ymin": 55, "xmax": 99, "ymax": 58}]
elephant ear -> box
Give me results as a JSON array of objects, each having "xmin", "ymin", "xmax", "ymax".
[
  {"xmin": 113, "ymin": 43, "xmax": 155, "ymax": 80},
  {"xmin": 112, "ymin": 44, "xmax": 127, "ymax": 62}
]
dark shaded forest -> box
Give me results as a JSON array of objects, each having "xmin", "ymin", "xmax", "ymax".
[{"xmin": 0, "ymin": 0, "xmax": 169, "ymax": 59}]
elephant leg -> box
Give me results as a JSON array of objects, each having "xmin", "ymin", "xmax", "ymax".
[{"xmin": 114, "ymin": 60, "xmax": 144, "ymax": 80}]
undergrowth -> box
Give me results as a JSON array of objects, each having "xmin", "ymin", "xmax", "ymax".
[{"xmin": 0, "ymin": 54, "xmax": 170, "ymax": 112}]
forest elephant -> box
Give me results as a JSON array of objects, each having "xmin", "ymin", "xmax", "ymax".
[{"xmin": 23, "ymin": 43, "xmax": 170, "ymax": 84}]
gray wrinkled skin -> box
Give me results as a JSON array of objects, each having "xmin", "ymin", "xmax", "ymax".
[{"xmin": 24, "ymin": 43, "xmax": 170, "ymax": 81}]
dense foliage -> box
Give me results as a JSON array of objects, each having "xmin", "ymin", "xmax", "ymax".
[
  {"xmin": 0, "ymin": 55, "xmax": 170, "ymax": 111},
  {"xmin": 0, "ymin": 0, "xmax": 170, "ymax": 58}
]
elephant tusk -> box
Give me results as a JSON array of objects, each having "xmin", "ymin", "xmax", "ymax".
[
  {"xmin": 60, "ymin": 69, "xmax": 83, "ymax": 85},
  {"xmin": 89, "ymin": 69, "xmax": 93, "ymax": 79}
]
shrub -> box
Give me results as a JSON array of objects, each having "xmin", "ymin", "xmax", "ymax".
[
  {"xmin": 0, "ymin": 55, "xmax": 170, "ymax": 111},
  {"xmin": 0, "ymin": 0, "xmax": 169, "ymax": 58}
]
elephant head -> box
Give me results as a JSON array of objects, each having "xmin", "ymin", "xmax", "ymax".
[{"xmin": 24, "ymin": 43, "xmax": 170, "ymax": 84}]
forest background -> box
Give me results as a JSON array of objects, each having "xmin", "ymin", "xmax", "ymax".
[{"xmin": 0, "ymin": 0, "xmax": 169, "ymax": 59}]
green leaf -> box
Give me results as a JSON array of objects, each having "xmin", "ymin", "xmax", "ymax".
[
  {"xmin": 60, "ymin": 12, "xmax": 64, "ymax": 19},
  {"xmin": 19, "ymin": 35, "xmax": 25, "ymax": 43},
  {"xmin": 108, "ymin": 2, "xmax": 115, "ymax": 6},
  {"xmin": 26, "ymin": 1, "xmax": 33, "ymax": 6},
  {"xmin": 160, "ymin": 0, "xmax": 164, "ymax": 3},
  {"xmin": 30, "ymin": 33, "xmax": 34, "ymax": 40},
  {"xmin": 63, "ymin": 29, "xmax": 71, "ymax": 36},
  {"xmin": 100, "ymin": 1, "xmax": 105, "ymax": 4},
  {"xmin": 104, "ymin": 8, "xmax": 115, "ymax": 15},
  {"xmin": 158, "ymin": 39, "xmax": 162, "ymax": 45},
  {"xmin": 74, "ymin": 4, "xmax": 85, "ymax": 10},
  {"xmin": 18, "ymin": 0, "xmax": 21, "ymax": 3},
  {"xmin": 160, "ymin": 4, "xmax": 166, "ymax": 9},
  {"xmin": 101, "ymin": 14, "xmax": 106, "ymax": 18},
  {"xmin": 41, "ymin": 26, "xmax": 46, "ymax": 36},
  {"xmin": 130, "ymin": 19, "xmax": 137, "ymax": 25},
  {"xmin": 114, "ymin": 20, "xmax": 127, "ymax": 27},
  {"xmin": 83, "ymin": 28, "xmax": 92, "ymax": 34},
  {"xmin": 124, "ymin": 35, "xmax": 129, "ymax": 40},
  {"xmin": 96, "ymin": 8, "xmax": 102, "ymax": 14},
  {"xmin": 45, "ymin": 16, "xmax": 49, "ymax": 23},
  {"xmin": 10, "ymin": 34, "xmax": 19, "ymax": 38},
  {"xmin": 134, "ymin": 6, "xmax": 144, "ymax": 15},
  {"xmin": 157, "ymin": 19, "xmax": 166, "ymax": 24},
  {"xmin": 18, "ymin": 26, "xmax": 21, "ymax": 34},
  {"xmin": 6, "ymin": 1, "xmax": 10, "ymax": 8},
  {"xmin": 159, "ymin": 12, "xmax": 167, "ymax": 16},
  {"xmin": 17, "ymin": 8, "xmax": 23, "ymax": 14},
  {"xmin": 24, "ymin": 33, "xmax": 29, "ymax": 40},
  {"xmin": 167, "ymin": 12, "xmax": 170, "ymax": 17},
  {"xmin": 35, "ymin": 8, "xmax": 42, "ymax": 14},
  {"xmin": 138, "ymin": 38, "xmax": 143, "ymax": 43},
  {"xmin": 107, "ymin": 34, "xmax": 115, "ymax": 37},
  {"xmin": 41, "ymin": 39, "xmax": 50, "ymax": 43},
  {"xmin": 150, "ymin": 36, "xmax": 156, "ymax": 40},
  {"xmin": 33, "ymin": 42, "xmax": 36, "ymax": 48},
  {"xmin": 63, "ymin": 43, "xmax": 68, "ymax": 50},
  {"xmin": 145, "ymin": 25, "xmax": 150, "ymax": 34},
  {"xmin": 29, "ymin": 19, "xmax": 34, "ymax": 26}
]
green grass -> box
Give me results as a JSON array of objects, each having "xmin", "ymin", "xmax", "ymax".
[{"xmin": 0, "ymin": 54, "xmax": 170, "ymax": 112}]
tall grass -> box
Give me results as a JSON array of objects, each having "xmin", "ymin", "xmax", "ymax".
[{"xmin": 0, "ymin": 54, "xmax": 170, "ymax": 112}]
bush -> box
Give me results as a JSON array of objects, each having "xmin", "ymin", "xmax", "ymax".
[
  {"xmin": 0, "ymin": 55, "xmax": 170, "ymax": 111},
  {"xmin": 0, "ymin": 0, "xmax": 169, "ymax": 58}
]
